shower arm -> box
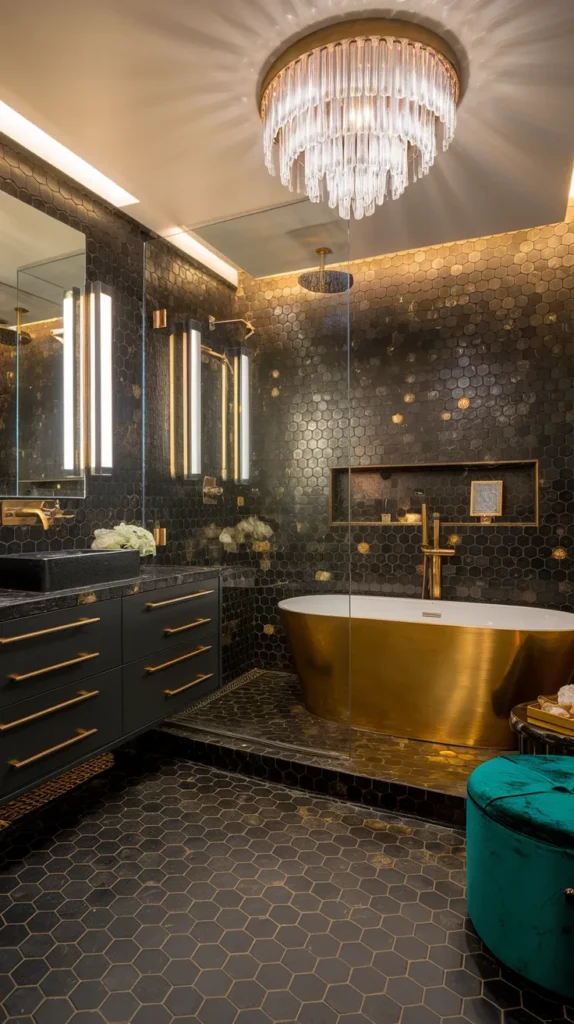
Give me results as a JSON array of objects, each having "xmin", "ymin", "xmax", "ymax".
[{"xmin": 208, "ymin": 315, "xmax": 255, "ymax": 340}]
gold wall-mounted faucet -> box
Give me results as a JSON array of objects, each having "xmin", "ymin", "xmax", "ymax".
[
  {"xmin": 1, "ymin": 500, "xmax": 75, "ymax": 531},
  {"xmin": 203, "ymin": 476, "xmax": 224, "ymax": 505},
  {"xmin": 421, "ymin": 505, "xmax": 456, "ymax": 599}
]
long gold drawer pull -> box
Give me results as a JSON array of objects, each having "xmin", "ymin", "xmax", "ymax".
[
  {"xmin": 8, "ymin": 652, "xmax": 100, "ymax": 683},
  {"xmin": 145, "ymin": 645, "xmax": 212, "ymax": 674},
  {"xmin": 0, "ymin": 689, "xmax": 99, "ymax": 732},
  {"xmin": 164, "ymin": 617, "xmax": 211, "ymax": 636},
  {"xmin": 145, "ymin": 589, "xmax": 214, "ymax": 610},
  {"xmin": 9, "ymin": 728, "xmax": 97, "ymax": 769},
  {"xmin": 164, "ymin": 672, "xmax": 214, "ymax": 698},
  {"xmin": 0, "ymin": 617, "xmax": 101, "ymax": 646}
]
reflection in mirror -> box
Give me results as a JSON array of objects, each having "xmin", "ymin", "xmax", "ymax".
[
  {"xmin": 146, "ymin": 317, "xmax": 233, "ymax": 485},
  {"xmin": 0, "ymin": 279, "xmax": 18, "ymax": 495},
  {"xmin": 0, "ymin": 189, "xmax": 86, "ymax": 498},
  {"xmin": 18, "ymin": 254, "xmax": 85, "ymax": 495}
]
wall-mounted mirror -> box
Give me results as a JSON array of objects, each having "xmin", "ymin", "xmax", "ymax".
[{"xmin": 0, "ymin": 190, "xmax": 86, "ymax": 498}]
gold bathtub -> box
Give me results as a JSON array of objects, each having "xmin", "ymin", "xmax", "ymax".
[{"xmin": 279, "ymin": 595, "xmax": 574, "ymax": 748}]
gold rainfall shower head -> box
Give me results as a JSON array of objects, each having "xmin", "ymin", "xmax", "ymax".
[{"xmin": 298, "ymin": 248, "xmax": 354, "ymax": 294}]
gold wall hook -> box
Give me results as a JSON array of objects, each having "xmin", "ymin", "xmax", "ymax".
[
  {"xmin": 152, "ymin": 309, "xmax": 167, "ymax": 329},
  {"xmin": 153, "ymin": 526, "xmax": 167, "ymax": 546}
]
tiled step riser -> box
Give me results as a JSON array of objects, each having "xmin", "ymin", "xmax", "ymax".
[{"xmin": 157, "ymin": 727, "xmax": 467, "ymax": 828}]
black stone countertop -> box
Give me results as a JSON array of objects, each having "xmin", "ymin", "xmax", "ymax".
[{"xmin": 0, "ymin": 565, "xmax": 251, "ymax": 622}]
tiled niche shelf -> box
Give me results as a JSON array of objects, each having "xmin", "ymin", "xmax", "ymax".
[{"xmin": 330, "ymin": 460, "xmax": 539, "ymax": 528}]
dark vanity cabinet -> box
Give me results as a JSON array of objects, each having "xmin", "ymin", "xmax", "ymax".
[
  {"xmin": 0, "ymin": 575, "xmax": 220, "ymax": 804},
  {"xmin": 122, "ymin": 580, "xmax": 219, "ymax": 732}
]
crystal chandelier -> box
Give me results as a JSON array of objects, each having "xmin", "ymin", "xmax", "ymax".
[{"xmin": 259, "ymin": 19, "xmax": 460, "ymax": 220}]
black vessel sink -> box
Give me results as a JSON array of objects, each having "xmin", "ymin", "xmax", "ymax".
[{"xmin": 0, "ymin": 549, "xmax": 141, "ymax": 592}]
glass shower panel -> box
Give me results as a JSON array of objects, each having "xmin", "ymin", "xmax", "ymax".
[
  {"xmin": 144, "ymin": 206, "xmax": 352, "ymax": 761},
  {"xmin": 346, "ymin": 217, "xmax": 433, "ymax": 786}
]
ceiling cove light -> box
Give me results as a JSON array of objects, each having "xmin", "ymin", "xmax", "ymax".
[
  {"xmin": 0, "ymin": 101, "xmax": 138, "ymax": 208},
  {"xmin": 259, "ymin": 18, "xmax": 460, "ymax": 220},
  {"xmin": 164, "ymin": 230, "xmax": 239, "ymax": 287}
]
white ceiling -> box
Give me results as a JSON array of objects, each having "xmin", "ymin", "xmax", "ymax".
[{"xmin": 0, "ymin": 0, "xmax": 573, "ymax": 275}]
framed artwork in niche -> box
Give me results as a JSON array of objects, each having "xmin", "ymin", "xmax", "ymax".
[{"xmin": 470, "ymin": 480, "xmax": 503, "ymax": 523}]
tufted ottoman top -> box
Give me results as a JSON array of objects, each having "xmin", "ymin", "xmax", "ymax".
[{"xmin": 468, "ymin": 755, "xmax": 574, "ymax": 850}]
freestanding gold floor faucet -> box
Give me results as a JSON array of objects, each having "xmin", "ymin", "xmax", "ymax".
[{"xmin": 421, "ymin": 504, "xmax": 456, "ymax": 599}]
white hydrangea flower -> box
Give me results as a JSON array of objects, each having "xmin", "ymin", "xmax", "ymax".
[
  {"xmin": 92, "ymin": 529, "xmax": 122, "ymax": 550},
  {"xmin": 91, "ymin": 523, "xmax": 156, "ymax": 557}
]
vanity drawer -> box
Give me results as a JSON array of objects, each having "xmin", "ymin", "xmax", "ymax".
[
  {"xmin": 123, "ymin": 579, "xmax": 218, "ymax": 662},
  {"xmin": 0, "ymin": 667, "xmax": 122, "ymax": 800},
  {"xmin": 123, "ymin": 635, "xmax": 219, "ymax": 733},
  {"xmin": 0, "ymin": 600, "xmax": 122, "ymax": 708}
]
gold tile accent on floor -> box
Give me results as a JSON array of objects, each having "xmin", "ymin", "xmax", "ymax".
[{"xmin": 0, "ymin": 753, "xmax": 114, "ymax": 830}]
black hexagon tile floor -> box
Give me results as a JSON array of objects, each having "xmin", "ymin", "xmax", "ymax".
[
  {"xmin": 0, "ymin": 746, "xmax": 571, "ymax": 1024},
  {"xmin": 172, "ymin": 671, "xmax": 502, "ymax": 796}
]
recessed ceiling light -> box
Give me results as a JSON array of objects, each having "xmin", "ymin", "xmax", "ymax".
[
  {"xmin": 0, "ymin": 101, "xmax": 138, "ymax": 208},
  {"xmin": 164, "ymin": 229, "xmax": 238, "ymax": 287}
]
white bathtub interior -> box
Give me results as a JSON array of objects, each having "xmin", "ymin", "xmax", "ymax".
[{"xmin": 278, "ymin": 595, "xmax": 574, "ymax": 631}]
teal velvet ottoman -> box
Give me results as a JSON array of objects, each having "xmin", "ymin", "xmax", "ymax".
[{"xmin": 467, "ymin": 755, "xmax": 574, "ymax": 998}]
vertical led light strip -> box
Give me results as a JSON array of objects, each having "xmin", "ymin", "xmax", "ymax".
[
  {"xmin": 62, "ymin": 288, "xmax": 78, "ymax": 472},
  {"xmin": 221, "ymin": 360, "xmax": 228, "ymax": 481},
  {"xmin": 181, "ymin": 331, "xmax": 188, "ymax": 477},
  {"xmin": 233, "ymin": 354, "xmax": 239, "ymax": 482},
  {"xmin": 239, "ymin": 352, "xmax": 250, "ymax": 483},
  {"xmin": 189, "ymin": 323, "xmax": 201, "ymax": 478},
  {"xmin": 169, "ymin": 332, "xmax": 176, "ymax": 478},
  {"xmin": 100, "ymin": 292, "xmax": 113, "ymax": 472},
  {"xmin": 233, "ymin": 348, "xmax": 250, "ymax": 484},
  {"xmin": 89, "ymin": 283, "xmax": 113, "ymax": 475},
  {"xmin": 78, "ymin": 289, "xmax": 85, "ymax": 472},
  {"xmin": 182, "ymin": 320, "xmax": 202, "ymax": 480},
  {"xmin": 89, "ymin": 288, "xmax": 98, "ymax": 473}
]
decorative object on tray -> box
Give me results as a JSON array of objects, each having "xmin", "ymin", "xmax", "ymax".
[
  {"xmin": 526, "ymin": 685, "xmax": 574, "ymax": 735},
  {"xmin": 91, "ymin": 523, "xmax": 156, "ymax": 557},
  {"xmin": 470, "ymin": 480, "xmax": 503, "ymax": 524}
]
